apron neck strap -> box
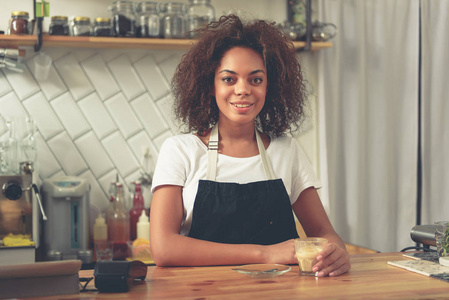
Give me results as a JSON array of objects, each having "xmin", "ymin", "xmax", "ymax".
[{"xmin": 206, "ymin": 123, "xmax": 275, "ymax": 181}]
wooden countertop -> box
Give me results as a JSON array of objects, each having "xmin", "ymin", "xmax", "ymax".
[{"xmin": 22, "ymin": 252, "xmax": 449, "ymax": 299}]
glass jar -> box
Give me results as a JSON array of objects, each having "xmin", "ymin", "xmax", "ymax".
[
  {"xmin": 72, "ymin": 16, "xmax": 91, "ymax": 36},
  {"xmin": 109, "ymin": 0, "xmax": 136, "ymax": 37},
  {"xmin": 162, "ymin": 2, "xmax": 186, "ymax": 39},
  {"xmin": 49, "ymin": 16, "xmax": 70, "ymax": 36},
  {"xmin": 136, "ymin": 1, "xmax": 160, "ymax": 38},
  {"xmin": 93, "ymin": 17, "xmax": 114, "ymax": 37},
  {"xmin": 186, "ymin": 0, "xmax": 215, "ymax": 39},
  {"xmin": 159, "ymin": 3, "xmax": 167, "ymax": 38},
  {"xmin": 8, "ymin": 11, "xmax": 29, "ymax": 35}
]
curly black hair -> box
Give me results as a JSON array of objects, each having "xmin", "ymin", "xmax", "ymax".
[{"xmin": 171, "ymin": 14, "xmax": 308, "ymax": 137}]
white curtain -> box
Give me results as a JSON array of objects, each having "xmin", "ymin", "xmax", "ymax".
[
  {"xmin": 317, "ymin": 0, "xmax": 420, "ymax": 252},
  {"xmin": 421, "ymin": 0, "xmax": 449, "ymax": 224}
]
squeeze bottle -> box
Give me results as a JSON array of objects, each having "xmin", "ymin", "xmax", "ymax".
[
  {"xmin": 137, "ymin": 210, "xmax": 150, "ymax": 240},
  {"xmin": 93, "ymin": 214, "xmax": 108, "ymax": 261}
]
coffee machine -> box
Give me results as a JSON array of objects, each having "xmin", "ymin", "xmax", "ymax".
[
  {"xmin": 41, "ymin": 176, "xmax": 91, "ymax": 263},
  {"xmin": 0, "ymin": 162, "xmax": 46, "ymax": 266}
]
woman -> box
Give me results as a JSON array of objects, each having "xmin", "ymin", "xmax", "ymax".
[{"xmin": 150, "ymin": 15, "xmax": 350, "ymax": 277}]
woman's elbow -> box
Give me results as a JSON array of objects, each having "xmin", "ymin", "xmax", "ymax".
[
  {"xmin": 152, "ymin": 252, "xmax": 172, "ymax": 267},
  {"xmin": 150, "ymin": 239, "xmax": 176, "ymax": 267}
]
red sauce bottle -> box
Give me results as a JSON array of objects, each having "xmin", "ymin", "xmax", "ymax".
[{"xmin": 129, "ymin": 181, "xmax": 147, "ymax": 241}]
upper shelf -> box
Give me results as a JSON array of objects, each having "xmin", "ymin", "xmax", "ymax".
[{"xmin": 0, "ymin": 34, "xmax": 332, "ymax": 51}]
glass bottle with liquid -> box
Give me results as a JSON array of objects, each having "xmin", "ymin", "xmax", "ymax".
[
  {"xmin": 107, "ymin": 183, "xmax": 130, "ymax": 259},
  {"xmin": 129, "ymin": 181, "xmax": 146, "ymax": 241}
]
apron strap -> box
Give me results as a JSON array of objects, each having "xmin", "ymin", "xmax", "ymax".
[
  {"xmin": 206, "ymin": 124, "xmax": 219, "ymax": 181},
  {"xmin": 206, "ymin": 123, "xmax": 275, "ymax": 181},
  {"xmin": 255, "ymin": 129, "xmax": 276, "ymax": 180}
]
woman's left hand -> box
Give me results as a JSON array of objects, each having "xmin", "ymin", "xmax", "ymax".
[{"xmin": 312, "ymin": 243, "xmax": 351, "ymax": 277}]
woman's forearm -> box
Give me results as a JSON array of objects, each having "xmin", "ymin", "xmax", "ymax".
[{"xmin": 151, "ymin": 233, "xmax": 265, "ymax": 266}]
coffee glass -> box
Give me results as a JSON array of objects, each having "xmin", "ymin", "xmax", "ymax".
[
  {"xmin": 95, "ymin": 241, "xmax": 113, "ymax": 261},
  {"xmin": 294, "ymin": 237, "xmax": 328, "ymax": 276}
]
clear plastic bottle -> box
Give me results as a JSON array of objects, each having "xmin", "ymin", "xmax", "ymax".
[
  {"xmin": 72, "ymin": 16, "xmax": 91, "ymax": 36},
  {"xmin": 129, "ymin": 181, "xmax": 146, "ymax": 241},
  {"xmin": 186, "ymin": 0, "xmax": 214, "ymax": 39},
  {"xmin": 109, "ymin": 0, "xmax": 136, "ymax": 37},
  {"xmin": 136, "ymin": 1, "xmax": 160, "ymax": 38},
  {"xmin": 162, "ymin": 2, "xmax": 186, "ymax": 39}
]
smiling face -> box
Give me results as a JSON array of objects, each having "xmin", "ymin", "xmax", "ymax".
[{"xmin": 213, "ymin": 47, "xmax": 268, "ymax": 128}]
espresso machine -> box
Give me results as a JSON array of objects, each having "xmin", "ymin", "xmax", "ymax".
[
  {"xmin": 0, "ymin": 162, "xmax": 46, "ymax": 266},
  {"xmin": 41, "ymin": 176, "xmax": 91, "ymax": 263}
]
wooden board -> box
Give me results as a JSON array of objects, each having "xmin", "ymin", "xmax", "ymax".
[{"xmin": 0, "ymin": 34, "xmax": 333, "ymax": 51}]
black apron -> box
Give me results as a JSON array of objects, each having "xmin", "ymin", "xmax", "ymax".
[{"xmin": 188, "ymin": 124, "xmax": 299, "ymax": 245}]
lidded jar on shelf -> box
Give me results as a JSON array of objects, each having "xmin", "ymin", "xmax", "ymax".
[
  {"xmin": 136, "ymin": 1, "xmax": 160, "ymax": 38},
  {"xmin": 186, "ymin": 0, "xmax": 215, "ymax": 39},
  {"xmin": 162, "ymin": 2, "xmax": 186, "ymax": 39},
  {"xmin": 109, "ymin": 0, "xmax": 136, "ymax": 37},
  {"xmin": 8, "ymin": 11, "xmax": 30, "ymax": 35},
  {"xmin": 72, "ymin": 16, "xmax": 92, "ymax": 36},
  {"xmin": 93, "ymin": 17, "xmax": 114, "ymax": 37},
  {"xmin": 49, "ymin": 16, "xmax": 70, "ymax": 36}
]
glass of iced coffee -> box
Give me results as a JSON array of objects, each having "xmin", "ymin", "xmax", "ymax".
[{"xmin": 294, "ymin": 237, "xmax": 328, "ymax": 276}]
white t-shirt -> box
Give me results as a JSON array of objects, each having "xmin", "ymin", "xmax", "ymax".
[{"xmin": 151, "ymin": 134, "xmax": 321, "ymax": 236}]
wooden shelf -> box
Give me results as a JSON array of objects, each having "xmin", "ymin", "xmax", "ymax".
[{"xmin": 0, "ymin": 34, "xmax": 332, "ymax": 51}]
